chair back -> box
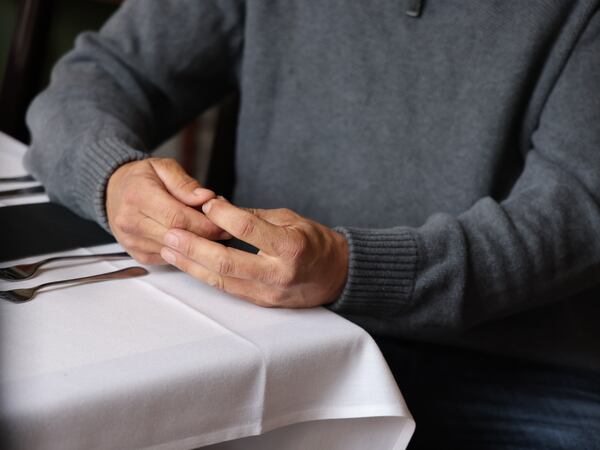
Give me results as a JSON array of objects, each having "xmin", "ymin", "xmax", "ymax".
[{"xmin": 0, "ymin": 0, "xmax": 55, "ymax": 142}]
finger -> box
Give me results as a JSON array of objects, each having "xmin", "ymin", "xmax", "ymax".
[
  {"xmin": 160, "ymin": 248, "xmax": 282, "ymax": 307},
  {"xmin": 118, "ymin": 232, "xmax": 164, "ymax": 255},
  {"xmin": 137, "ymin": 215, "xmax": 169, "ymax": 244},
  {"xmin": 243, "ymin": 207, "xmax": 298, "ymax": 226},
  {"xmin": 127, "ymin": 249, "xmax": 166, "ymax": 265},
  {"xmin": 217, "ymin": 276, "xmax": 285, "ymax": 308},
  {"xmin": 113, "ymin": 212, "xmax": 169, "ymax": 245},
  {"xmin": 163, "ymin": 229, "xmax": 281, "ymax": 283},
  {"xmin": 141, "ymin": 188, "xmax": 227, "ymax": 240},
  {"xmin": 149, "ymin": 158, "xmax": 216, "ymax": 206},
  {"xmin": 202, "ymin": 198, "xmax": 289, "ymax": 255}
]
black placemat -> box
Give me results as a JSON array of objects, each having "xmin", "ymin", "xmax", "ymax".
[{"xmin": 0, "ymin": 202, "xmax": 115, "ymax": 262}]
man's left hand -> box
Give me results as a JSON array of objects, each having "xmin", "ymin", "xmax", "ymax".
[{"xmin": 160, "ymin": 197, "xmax": 349, "ymax": 308}]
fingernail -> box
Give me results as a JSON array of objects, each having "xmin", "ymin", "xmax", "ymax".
[
  {"xmin": 164, "ymin": 232, "xmax": 179, "ymax": 248},
  {"xmin": 202, "ymin": 199, "xmax": 215, "ymax": 214},
  {"xmin": 193, "ymin": 188, "xmax": 207, "ymax": 196},
  {"xmin": 161, "ymin": 248, "xmax": 176, "ymax": 264}
]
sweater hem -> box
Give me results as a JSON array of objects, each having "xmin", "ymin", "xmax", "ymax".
[
  {"xmin": 74, "ymin": 137, "xmax": 147, "ymax": 232},
  {"xmin": 328, "ymin": 227, "xmax": 419, "ymax": 318}
]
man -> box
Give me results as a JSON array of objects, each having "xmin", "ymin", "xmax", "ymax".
[{"xmin": 24, "ymin": 1, "xmax": 600, "ymax": 448}]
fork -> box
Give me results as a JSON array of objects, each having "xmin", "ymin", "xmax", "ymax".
[
  {"xmin": 0, "ymin": 251, "xmax": 130, "ymax": 280},
  {"xmin": 0, "ymin": 175, "xmax": 35, "ymax": 182},
  {"xmin": 0, "ymin": 266, "xmax": 149, "ymax": 303},
  {"xmin": 0, "ymin": 185, "xmax": 45, "ymax": 199}
]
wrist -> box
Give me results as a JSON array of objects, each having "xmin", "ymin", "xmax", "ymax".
[
  {"xmin": 106, "ymin": 160, "xmax": 142, "ymax": 229},
  {"xmin": 330, "ymin": 230, "xmax": 349, "ymax": 302}
]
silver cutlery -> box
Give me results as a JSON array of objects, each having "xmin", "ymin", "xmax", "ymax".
[
  {"xmin": 0, "ymin": 266, "xmax": 149, "ymax": 303},
  {"xmin": 0, "ymin": 185, "xmax": 45, "ymax": 199},
  {"xmin": 0, "ymin": 175, "xmax": 35, "ymax": 182},
  {"xmin": 0, "ymin": 251, "xmax": 130, "ymax": 280}
]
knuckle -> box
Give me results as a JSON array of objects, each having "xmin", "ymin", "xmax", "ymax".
[
  {"xmin": 271, "ymin": 267, "xmax": 295, "ymax": 288},
  {"xmin": 271, "ymin": 208, "xmax": 297, "ymax": 223},
  {"xmin": 166, "ymin": 209, "xmax": 189, "ymax": 229},
  {"xmin": 264, "ymin": 290, "xmax": 284, "ymax": 307},
  {"xmin": 136, "ymin": 253, "xmax": 154, "ymax": 264},
  {"xmin": 206, "ymin": 275, "xmax": 224, "ymax": 291},
  {"xmin": 152, "ymin": 157, "xmax": 176, "ymax": 170},
  {"xmin": 113, "ymin": 214, "xmax": 131, "ymax": 232},
  {"xmin": 176, "ymin": 177, "xmax": 199, "ymax": 192},
  {"xmin": 180, "ymin": 238, "xmax": 194, "ymax": 258},
  {"xmin": 122, "ymin": 188, "xmax": 139, "ymax": 205},
  {"xmin": 126, "ymin": 250, "xmax": 140, "ymax": 261},
  {"xmin": 215, "ymin": 254, "xmax": 234, "ymax": 276},
  {"xmin": 176, "ymin": 257, "xmax": 191, "ymax": 272},
  {"xmin": 279, "ymin": 208, "xmax": 296, "ymax": 218},
  {"xmin": 255, "ymin": 300, "xmax": 274, "ymax": 308},
  {"xmin": 128, "ymin": 250, "xmax": 148, "ymax": 264},
  {"xmin": 205, "ymin": 224, "xmax": 225, "ymax": 240},
  {"xmin": 237, "ymin": 217, "xmax": 256, "ymax": 239},
  {"xmin": 196, "ymin": 218, "xmax": 220, "ymax": 239},
  {"xmin": 282, "ymin": 231, "xmax": 308, "ymax": 259},
  {"xmin": 124, "ymin": 218, "xmax": 143, "ymax": 235},
  {"xmin": 120, "ymin": 235, "xmax": 137, "ymax": 250}
]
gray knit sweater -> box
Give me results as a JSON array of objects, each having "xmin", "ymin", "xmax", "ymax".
[{"xmin": 25, "ymin": 0, "xmax": 600, "ymax": 372}]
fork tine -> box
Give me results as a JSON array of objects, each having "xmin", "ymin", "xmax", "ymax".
[
  {"xmin": 0, "ymin": 269, "xmax": 17, "ymax": 280},
  {"xmin": 0, "ymin": 175, "xmax": 35, "ymax": 182},
  {"xmin": 0, "ymin": 251, "xmax": 131, "ymax": 281},
  {"xmin": 0, "ymin": 290, "xmax": 29, "ymax": 303}
]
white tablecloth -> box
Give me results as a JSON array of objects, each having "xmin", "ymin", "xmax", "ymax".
[{"xmin": 0, "ymin": 132, "xmax": 414, "ymax": 449}]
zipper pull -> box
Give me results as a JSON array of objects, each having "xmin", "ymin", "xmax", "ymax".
[{"xmin": 406, "ymin": 0, "xmax": 423, "ymax": 17}]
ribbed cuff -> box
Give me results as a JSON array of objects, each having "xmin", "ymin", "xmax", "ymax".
[
  {"xmin": 73, "ymin": 137, "xmax": 147, "ymax": 232},
  {"xmin": 328, "ymin": 227, "xmax": 419, "ymax": 317}
]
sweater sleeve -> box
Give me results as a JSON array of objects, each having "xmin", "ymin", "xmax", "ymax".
[
  {"xmin": 24, "ymin": 0, "xmax": 244, "ymax": 229},
  {"xmin": 329, "ymin": 9, "xmax": 600, "ymax": 338}
]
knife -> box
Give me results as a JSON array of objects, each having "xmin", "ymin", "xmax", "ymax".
[{"xmin": 0, "ymin": 185, "xmax": 45, "ymax": 199}]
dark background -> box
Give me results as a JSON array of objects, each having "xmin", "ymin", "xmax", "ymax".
[
  {"xmin": 0, "ymin": 0, "xmax": 234, "ymax": 188},
  {"xmin": 0, "ymin": 0, "xmax": 118, "ymax": 101}
]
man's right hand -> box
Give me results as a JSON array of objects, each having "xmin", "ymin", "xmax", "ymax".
[{"xmin": 106, "ymin": 158, "xmax": 226, "ymax": 264}]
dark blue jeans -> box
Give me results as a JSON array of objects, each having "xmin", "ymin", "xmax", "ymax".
[{"xmin": 375, "ymin": 337, "xmax": 600, "ymax": 450}]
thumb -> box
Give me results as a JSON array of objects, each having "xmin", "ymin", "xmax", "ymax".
[{"xmin": 149, "ymin": 158, "xmax": 215, "ymax": 206}]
